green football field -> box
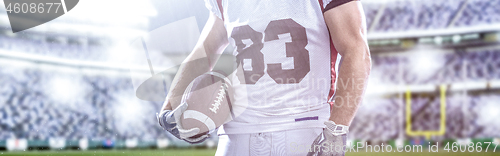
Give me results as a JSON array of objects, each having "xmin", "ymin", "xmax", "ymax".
[
  {"xmin": 1, "ymin": 149, "xmax": 217, "ymax": 156},
  {"xmin": 1, "ymin": 149, "xmax": 499, "ymax": 156}
]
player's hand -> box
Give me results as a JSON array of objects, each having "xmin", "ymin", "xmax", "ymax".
[
  {"xmin": 157, "ymin": 109, "xmax": 181, "ymax": 140},
  {"xmin": 157, "ymin": 102, "xmax": 209, "ymax": 144},
  {"xmin": 307, "ymin": 121, "xmax": 349, "ymax": 156}
]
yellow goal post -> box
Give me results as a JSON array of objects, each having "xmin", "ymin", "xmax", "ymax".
[{"xmin": 405, "ymin": 85, "xmax": 447, "ymax": 140}]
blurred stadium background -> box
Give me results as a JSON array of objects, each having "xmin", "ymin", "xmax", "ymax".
[{"xmin": 0, "ymin": 0, "xmax": 499, "ymax": 155}]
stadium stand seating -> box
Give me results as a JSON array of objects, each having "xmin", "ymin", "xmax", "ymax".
[
  {"xmin": 454, "ymin": 0, "xmax": 500, "ymax": 27},
  {"xmin": 0, "ymin": 67, "xmax": 170, "ymax": 141},
  {"xmin": 365, "ymin": 0, "xmax": 500, "ymax": 32}
]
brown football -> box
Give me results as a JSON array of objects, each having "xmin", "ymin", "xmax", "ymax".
[{"xmin": 179, "ymin": 71, "xmax": 233, "ymax": 138}]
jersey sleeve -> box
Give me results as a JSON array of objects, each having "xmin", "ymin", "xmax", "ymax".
[
  {"xmin": 204, "ymin": 0, "xmax": 224, "ymax": 20},
  {"xmin": 322, "ymin": 0, "xmax": 359, "ymax": 12}
]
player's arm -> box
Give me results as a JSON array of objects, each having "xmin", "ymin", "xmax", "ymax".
[
  {"xmin": 156, "ymin": 13, "xmax": 228, "ymax": 143},
  {"xmin": 308, "ymin": 1, "xmax": 370, "ymax": 155},
  {"xmin": 324, "ymin": 0, "xmax": 371, "ymax": 126},
  {"xmin": 160, "ymin": 13, "xmax": 228, "ymax": 111}
]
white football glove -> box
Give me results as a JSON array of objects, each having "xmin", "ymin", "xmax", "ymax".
[
  {"xmin": 307, "ymin": 121, "xmax": 349, "ymax": 156},
  {"xmin": 157, "ymin": 102, "xmax": 209, "ymax": 144}
]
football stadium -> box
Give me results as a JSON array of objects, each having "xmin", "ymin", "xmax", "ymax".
[{"xmin": 0, "ymin": 0, "xmax": 499, "ymax": 155}]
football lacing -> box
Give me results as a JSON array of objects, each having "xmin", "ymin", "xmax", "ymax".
[{"xmin": 209, "ymin": 84, "xmax": 227, "ymax": 114}]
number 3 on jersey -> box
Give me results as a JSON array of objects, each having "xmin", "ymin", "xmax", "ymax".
[{"xmin": 231, "ymin": 18, "xmax": 311, "ymax": 85}]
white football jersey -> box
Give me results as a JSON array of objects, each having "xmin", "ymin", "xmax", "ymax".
[{"xmin": 205, "ymin": 0, "xmax": 348, "ymax": 134}]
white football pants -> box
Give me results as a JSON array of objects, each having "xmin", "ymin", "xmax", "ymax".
[{"xmin": 215, "ymin": 128, "xmax": 322, "ymax": 156}]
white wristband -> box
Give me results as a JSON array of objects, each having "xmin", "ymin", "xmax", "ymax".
[{"xmin": 324, "ymin": 121, "xmax": 349, "ymax": 136}]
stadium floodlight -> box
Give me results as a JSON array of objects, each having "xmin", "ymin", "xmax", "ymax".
[
  {"xmin": 112, "ymin": 93, "xmax": 152, "ymax": 137},
  {"xmin": 365, "ymin": 69, "xmax": 386, "ymax": 95},
  {"xmin": 406, "ymin": 85, "xmax": 447, "ymax": 140},
  {"xmin": 452, "ymin": 35, "xmax": 462, "ymax": 43},
  {"xmin": 48, "ymin": 76, "xmax": 88, "ymax": 107},
  {"xmin": 434, "ymin": 36, "xmax": 443, "ymax": 45},
  {"xmin": 106, "ymin": 42, "xmax": 135, "ymax": 64},
  {"xmin": 477, "ymin": 99, "xmax": 500, "ymax": 128},
  {"xmin": 409, "ymin": 50, "xmax": 445, "ymax": 81},
  {"xmin": 115, "ymin": 95, "xmax": 144, "ymax": 124}
]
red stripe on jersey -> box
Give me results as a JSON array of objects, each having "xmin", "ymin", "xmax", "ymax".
[
  {"xmin": 319, "ymin": 0, "xmax": 324, "ymax": 12},
  {"xmin": 217, "ymin": 0, "xmax": 224, "ymax": 21},
  {"xmin": 328, "ymin": 42, "xmax": 338, "ymax": 102},
  {"xmin": 319, "ymin": 0, "xmax": 339, "ymax": 105}
]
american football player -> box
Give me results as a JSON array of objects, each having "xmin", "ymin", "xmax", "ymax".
[{"xmin": 157, "ymin": 0, "xmax": 371, "ymax": 155}]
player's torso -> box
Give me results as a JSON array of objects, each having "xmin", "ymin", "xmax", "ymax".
[{"xmin": 220, "ymin": 0, "xmax": 333, "ymax": 133}]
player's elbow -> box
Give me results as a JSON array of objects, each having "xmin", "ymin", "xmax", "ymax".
[
  {"xmin": 360, "ymin": 46, "xmax": 371, "ymax": 76},
  {"xmin": 356, "ymin": 47, "xmax": 371, "ymax": 76}
]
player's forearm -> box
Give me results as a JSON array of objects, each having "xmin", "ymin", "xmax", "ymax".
[
  {"xmin": 160, "ymin": 47, "xmax": 213, "ymax": 111},
  {"xmin": 160, "ymin": 13, "xmax": 228, "ymax": 111},
  {"xmin": 329, "ymin": 45, "xmax": 371, "ymax": 126}
]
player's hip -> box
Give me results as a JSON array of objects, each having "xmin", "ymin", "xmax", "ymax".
[
  {"xmin": 221, "ymin": 105, "xmax": 330, "ymax": 134},
  {"xmin": 215, "ymin": 127, "xmax": 323, "ymax": 156}
]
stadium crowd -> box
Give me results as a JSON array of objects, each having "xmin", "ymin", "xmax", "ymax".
[
  {"xmin": 0, "ymin": 67, "xmax": 169, "ymax": 141},
  {"xmin": 364, "ymin": 0, "xmax": 500, "ymax": 32},
  {"xmin": 371, "ymin": 49, "xmax": 500, "ymax": 85}
]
